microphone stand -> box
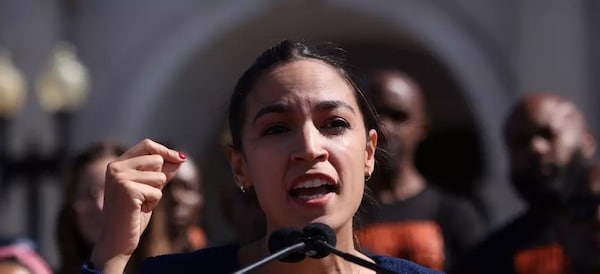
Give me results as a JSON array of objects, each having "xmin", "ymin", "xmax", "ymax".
[
  {"xmin": 232, "ymin": 242, "xmax": 306, "ymax": 274},
  {"xmin": 314, "ymin": 241, "xmax": 400, "ymax": 274}
]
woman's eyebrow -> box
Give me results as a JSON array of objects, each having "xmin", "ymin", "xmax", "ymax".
[
  {"xmin": 315, "ymin": 100, "xmax": 356, "ymax": 114},
  {"xmin": 253, "ymin": 103, "xmax": 288, "ymax": 125},
  {"xmin": 252, "ymin": 100, "xmax": 355, "ymax": 125}
]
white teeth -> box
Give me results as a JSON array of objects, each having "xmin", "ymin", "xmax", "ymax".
[
  {"xmin": 297, "ymin": 194, "xmax": 326, "ymax": 200},
  {"xmin": 293, "ymin": 179, "xmax": 331, "ymax": 190}
]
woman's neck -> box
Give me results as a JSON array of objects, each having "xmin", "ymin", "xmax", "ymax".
[{"xmin": 238, "ymin": 223, "xmax": 375, "ymax": 274}]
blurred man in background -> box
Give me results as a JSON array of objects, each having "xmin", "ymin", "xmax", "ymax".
[
  {"xmin": 454, "ymin": 93, "xmax": 596, "ymax": 274},
  {"xmin": 357, "ymin": 69, "xmax": 486, "ymax": 271}
]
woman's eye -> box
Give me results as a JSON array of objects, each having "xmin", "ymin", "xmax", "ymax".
[
  {"xmin": 323, "ymin": 118, "xmax": 350, "ymax": 133},
  {"xmin": 262, "ymin": 125, "xmax": 288, "ymax": 136}
]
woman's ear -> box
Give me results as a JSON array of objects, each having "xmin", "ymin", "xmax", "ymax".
[
  {"xmin": 226, "ymin": 146, "xmax": 249, "ymax": 189},
  {"xmin": 364, "ymin": 129, "xmax": 378, "ymax": 176}
]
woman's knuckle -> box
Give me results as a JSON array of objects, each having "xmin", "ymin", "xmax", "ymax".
[
  {"xmin": 142, "ymin": 138, "xmax": 154, "ymax": 147},
  {"xmin": 107, "ymin": 161, "xmax": 122, "ymax": 175},
  {"xmin": 151, "ymin": 154, "xmax": 164, "ymax": 164},
  {"xmin": 158, "ymin": 173, "xmax": 168, "ymax": 183}
]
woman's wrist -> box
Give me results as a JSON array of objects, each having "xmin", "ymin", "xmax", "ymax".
[{"xmin": 90, "ymin": 248, "xmax": 130, "ymax": 274}]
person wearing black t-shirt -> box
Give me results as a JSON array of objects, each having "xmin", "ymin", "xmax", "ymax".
[
  {"xmin": 453, "ymin": 93, "xmax": 597, "ymax": 274},
  {"xmin": 357, "ymin": 70, "xmax": 486, "ymax": 271},
  {"xmin": 560, "ymin": 160, "xmax": 600, "ymax": 274}
]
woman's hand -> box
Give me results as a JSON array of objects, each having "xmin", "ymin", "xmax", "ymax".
[{"xmin": 90, "ymin": 139, "xmax": 187, "ymax": 274}]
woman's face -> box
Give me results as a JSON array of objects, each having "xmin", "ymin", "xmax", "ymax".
[
  {"xmin": 229, "ymin": 59, "xmax": 377, "ymax": 233},
  {"xmin": 72, "ymin": 156, "xmax": 115, "ymax": 244}
]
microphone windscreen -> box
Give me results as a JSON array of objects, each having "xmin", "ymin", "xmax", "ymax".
[
  {"xmin": 303, "ymin": 223, "xmax": 337, "ymax": 259},
  {"xmin": 267, "ymin": 227, "xmax": 305, "ymax": 262}
]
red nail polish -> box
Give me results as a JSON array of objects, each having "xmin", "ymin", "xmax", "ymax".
[{"xmin": 178, "ymin": 151, "xmax": 187, "ymax": 159}]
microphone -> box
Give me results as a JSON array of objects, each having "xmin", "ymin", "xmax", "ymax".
[
  {"xmin": 268, "ymin": 227, "xmax": 305, "ymax": 262},
  {"xmin": 301, "ymin": 223, "xmax": 400, "ymax": 274},
  {"xmin": 263, "ymin": 224, "xmax": 338, "ymax": 263},
  {"xmin": 301, "ymin": 222, "xmax": 336, "ymax": 259},
  {"xmin": 232, "ymin": 227, "xmax": 307, "ymax": 274},
  {"xmin": 234, "ymin": 223, "xmax": 400, "ymax": 274}
]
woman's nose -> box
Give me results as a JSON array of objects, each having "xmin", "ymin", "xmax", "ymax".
[{"xmin": 290, "ymin": 124, "xmax": 328, "ymax": 162}]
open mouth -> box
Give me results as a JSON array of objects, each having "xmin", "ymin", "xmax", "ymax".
[{"xmin": 289, "ymin": 179, "xmax": 338, "ymax": 200}]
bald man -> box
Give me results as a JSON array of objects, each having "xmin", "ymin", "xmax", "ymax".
[
  {"xmin": 357, "ymin": 70, "xmax": 486, "ymax": 271},
  {"xmin": 454, "ymin": 93, "xmax": 596, "ymax": 274}
]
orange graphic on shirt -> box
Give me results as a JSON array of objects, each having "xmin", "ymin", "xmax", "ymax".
[
  {"xmin": 356, "ymin": 221, "xmax": 444, "ymax": 271},
  {"xmin": 513, "ymin": 243, "xmax": 569, "ymax": 274},
  {"xmin": 187, "ymin": 226, "xmax": 207, "ymax": 250}
]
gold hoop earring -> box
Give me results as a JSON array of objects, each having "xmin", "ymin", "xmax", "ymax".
[{"xmin": 365, "ymin": 173, "xmax": 372, "ymax": 182}]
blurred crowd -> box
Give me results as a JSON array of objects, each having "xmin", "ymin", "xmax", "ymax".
[{"xmin": 1, "ymin": 68, "xmax": 599, "ymax": 274}]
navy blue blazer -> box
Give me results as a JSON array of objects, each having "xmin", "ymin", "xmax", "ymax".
[{"xmin": 82, "ymin": 244, "xmax": 443, "ymax": 274}]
